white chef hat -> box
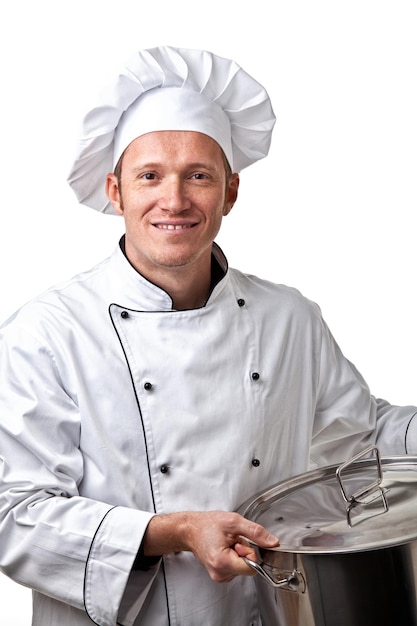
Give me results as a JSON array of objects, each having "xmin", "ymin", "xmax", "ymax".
[{"xmin": 67, "ymin": 46, "xmax": 276, "ymax": 214}]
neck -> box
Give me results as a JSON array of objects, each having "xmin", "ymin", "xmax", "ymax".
[
  {"xmin": 143, "ymin": 256, "xmax": 213, "ymax": 310},
  {"xmin": 120, "ymin": 238, "xmax": 226, "ymax": 309},
  {"xmin": 167, "ymin": 267, "xmax": 212, "ymax": 310}
]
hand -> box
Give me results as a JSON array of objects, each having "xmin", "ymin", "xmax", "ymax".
[
  {"xmin": 186, "ymin": 510, "xmax": 279, "ymax": 582},
  {"xmin": 143, "ymin": 510, "xmax": 279, "ymax": 583}
]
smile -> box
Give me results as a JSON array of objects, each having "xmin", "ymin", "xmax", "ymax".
[{"xmin": 155, "ymin": 223, "xmax": 195, "ymax": 230}]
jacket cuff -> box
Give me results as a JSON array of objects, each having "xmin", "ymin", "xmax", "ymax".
[
  {"xmin": 84, "ymin": 506, "xmax": 155, "ymax": 626},
  {"xmin": 405, "ymin": 411, "xmax": 417, "ymax": 454}
]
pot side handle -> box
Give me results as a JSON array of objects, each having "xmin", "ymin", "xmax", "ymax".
[
  {"xmin": 244, "ymin": 557, "xmax": 303, "ymax": 591},
  {"xmin": 242, "ymin": 541, "xmax": 305, "ymax": 592}
]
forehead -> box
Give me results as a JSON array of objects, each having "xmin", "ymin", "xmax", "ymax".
[{"xmin": 123, "ymin": 130, "xmax": 225, "ymax": 164}]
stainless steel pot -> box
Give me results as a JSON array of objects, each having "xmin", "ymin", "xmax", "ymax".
[{"xmin": 238, "ymin": 447, "xmax": 417, "ymax": 626}]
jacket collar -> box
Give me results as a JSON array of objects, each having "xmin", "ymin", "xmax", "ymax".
[{"xmin": 109, "ymin": 236, "xmax": 229, "ymax": 311}]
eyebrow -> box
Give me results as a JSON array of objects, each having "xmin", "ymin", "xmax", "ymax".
[
  {"xmin": 131, "ymin": 162, "xmax": 160, "ymax": 171},
  {"xmin": 131, "ymin": 161, "xmax": 216, "ymax": 173}
]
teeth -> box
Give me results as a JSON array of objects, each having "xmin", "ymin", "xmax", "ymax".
[{"xmin": 158, "ymin": 224, "xmax": 192, "ymax": 230}]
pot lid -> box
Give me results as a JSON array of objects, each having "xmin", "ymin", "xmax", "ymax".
[{"xmin": 239, "ymin": 447, "xmax": 417, "ymax": 554}]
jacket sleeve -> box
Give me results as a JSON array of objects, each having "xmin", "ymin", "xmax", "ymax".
[
  {"xmin": 0, "ymin": 319, "xmax": 157, "ymax": 626},
  {"xmin": 310, "ymin": 315, "xmax": 417, "ymax": 467},
  {"xmin": 374, "ymin": 397, "xmax": 417, "ymax": 455}
]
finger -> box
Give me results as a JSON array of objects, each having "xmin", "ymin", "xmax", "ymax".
[
  {"xmin": 240, "ymin": 520, "xmax": 279, "ymax": 548},
  {"xmin": 223, "ymin": 547, "xmax": 257, "ymax": 578},
  {"xmin": 233, "ymin": 541, "xmax": 256, "ymax": 558}
]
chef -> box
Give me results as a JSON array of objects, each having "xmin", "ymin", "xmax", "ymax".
[{"xmin": 0, "ymin": 46, "xmax": 416, "ymax": 626}]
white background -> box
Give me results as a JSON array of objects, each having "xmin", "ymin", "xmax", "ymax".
[{"xmin": 1, "ymin": 1, "xmax": 416, "ymax": 623}]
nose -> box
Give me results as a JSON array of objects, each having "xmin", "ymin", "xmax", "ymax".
[{"xmin": 158, "ymin": 177, "xmax": 191, "ymax": 213}]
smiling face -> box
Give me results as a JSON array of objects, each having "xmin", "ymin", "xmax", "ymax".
[{"xmin": 106, "ymin": 130, "xmax": 239, "ymax": 286}]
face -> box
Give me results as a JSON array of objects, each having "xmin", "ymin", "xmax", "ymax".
[{"xmin": 106, "ymin": 130, "xmax": 239, "ymax": 283}]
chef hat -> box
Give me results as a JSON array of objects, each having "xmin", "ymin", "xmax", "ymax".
[{"xmin": 67, "ymin": 46, "xmax": 276, "ymax": 214}]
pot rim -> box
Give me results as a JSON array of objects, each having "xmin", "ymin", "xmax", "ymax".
[{"xmin": 238, "ymin": 453, "xmax": 417, "ymax": 555}]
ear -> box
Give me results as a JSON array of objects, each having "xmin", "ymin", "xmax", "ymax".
[
  {"xmin": 223, "ymin": 173, "xmax": 240, "ymax": 216},
  {"xmin": 105, "ymin": 173, "xmax": 123, "ymax": 215}
]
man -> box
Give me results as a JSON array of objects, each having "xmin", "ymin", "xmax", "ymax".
[{"xmin": 0, "ymin": 46, "xmax": 416, "ymax": 626}]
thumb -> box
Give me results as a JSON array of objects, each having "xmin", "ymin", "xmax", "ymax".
[{"xmin": 241, "ymin": 520, "xmax": 279, "ymax": 548}]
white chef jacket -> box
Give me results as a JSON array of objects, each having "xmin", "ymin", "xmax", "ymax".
[{"xmin": 0, "ymin": 240, "xmax": 416, "ymax": 626}]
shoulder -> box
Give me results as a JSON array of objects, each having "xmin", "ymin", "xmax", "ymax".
[
  {"xmin": 229, "ymin": 267, "xmax": 323, "ymax": 321},
  {"xmin": 1, "ymin": 254, "xmax": 113, "ymax": 333}
]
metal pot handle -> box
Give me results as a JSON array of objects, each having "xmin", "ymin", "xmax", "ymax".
[
  {"xmin": 242, "ymin": 541, "xmax": 305, "ymax": 592},
  {"xmin": 243, "ymin": 557, "xmax": 303, "ymax": 590},
  {"xmin": 336, "ymin": 445, "xmax": 388, "ymax": 527}
]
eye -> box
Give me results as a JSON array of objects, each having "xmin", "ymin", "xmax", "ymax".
[
  {"xmin": 191, "ymin": 172, "xmax": 208, "ymax": 180},
  {"xmin": 141, "ymin": 172, "xmax": 157, "ymax": 180}
]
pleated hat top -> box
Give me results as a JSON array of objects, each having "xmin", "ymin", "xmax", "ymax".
[{"xmin": 67, "ymin": 46, "xmax": 276, "ymax": 214}]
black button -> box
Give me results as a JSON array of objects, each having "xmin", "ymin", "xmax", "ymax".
[
  {"xmin": 144, "ymin": 382, "xmax": 153, "ymax": 390},
  {"xmin": 237, "ymin": 298, "xmax": 245, "ymax": 307},
  {"xmin": 121, "ymin": 310, "xmax": 129, "ymax": 319},
  {"xmin": 160, "ymin": 465, "xmax": 169, "ymax": 474},
  {"xmin": 251, "ymin": 372, "xmax": 260, "ymax": 381},
  {"xmin": 252, "ymin": 458, "xmax": 261, "ymax": 467}
]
